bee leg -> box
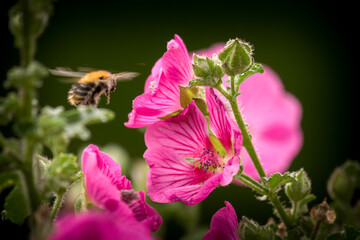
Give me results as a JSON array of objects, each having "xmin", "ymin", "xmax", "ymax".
[{"xmin": 106, "ymin": 89, "xmax": 111, "ymax": 104}]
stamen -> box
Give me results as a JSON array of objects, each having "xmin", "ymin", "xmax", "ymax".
[{"xmin": 193, "ymin": 148, "xmax": 225, "ymax": 173}]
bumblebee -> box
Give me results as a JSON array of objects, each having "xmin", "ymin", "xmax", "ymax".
[{"xmin": 49, "ymin": 68, "xmax": 138, "ymax": 107}]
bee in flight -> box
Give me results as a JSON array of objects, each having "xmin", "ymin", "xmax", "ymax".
[{"xmin": 49, "ymin": 68, "xmax": 138, "ymax": 107}]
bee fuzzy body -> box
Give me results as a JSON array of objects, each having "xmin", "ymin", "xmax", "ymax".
[
  {"xmin": 56, "ymin": 70, "xmax": 138, "ymax": 107},
  {"xmin": 68, "ymin": 78, "xmax": 116, "ymax": 106}
]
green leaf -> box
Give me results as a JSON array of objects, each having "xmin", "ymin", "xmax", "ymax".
[
  {"xmin": 0, "ymin": 92, "xmax": 21, "ymax": 125},
  {"xmin": 263, "ymin": 172, "xmax": 296, "ymax": 191},
  {"xmin": 4, "ymin": 184, "xmax": 29, "ymax": 225},
  {"xmin": 0, "ymin": 171, "xmax": 19, "ymax": 194},
  {"xmin": 45, "ymin": 153, "xmax": 79, "ymax": 193},
  {"xmin": 238, "ymin": 216, "xmax": 276, "ymax": 240},
  {"xmin": 235, "ymin": 63, "xmax": 264, "ymax": 91},
  {"xmin": 37, "ymin": 106, "xmax": 115, "ymax": 155}
]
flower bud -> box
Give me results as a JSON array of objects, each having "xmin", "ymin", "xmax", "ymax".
[
  {"xmin": 218, "ymin": 38, "xmax": 254, "ymax": 76},
  {"xmin": 285, "ymin": 169, "xmax": 311, "ymax": 202},
  {"xmin": 327, "ymin": 161, "xmax": 360, "ymax": 203},
  {"xmin": 191, "ymin": 54, "xmax": 224, "ymax": 87}
]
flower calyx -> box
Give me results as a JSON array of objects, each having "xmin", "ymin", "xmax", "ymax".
[{"xmin": 218, "ymin": 38, "xmax": 254, "ymax": 76}]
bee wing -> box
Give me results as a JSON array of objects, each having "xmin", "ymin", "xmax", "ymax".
[
  {"xmin": 49, "ymin": 68, "xmax": 86, "ymax": 78},
  {"xmin": 110, "ymin": 72, "xmax": 140, "ymax": 82}
]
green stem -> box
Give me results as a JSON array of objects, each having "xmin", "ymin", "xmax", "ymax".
[
  {"xmin": 237, "ymin": 173, "xmax": 268, "ymax": 194},
  {"xmin": 230, "ymin": 76, "xmax": 236, "ymax": 95},
  {"xmin": 50, "ymin": 190, "xmax": 65, "ymax": 221},
  {"xmin": 215, "ymin": 83, "xmax": 294, "ymax": 228},
  {"xmin": 227, "ymin": 93, "xmax": 266, "ymax": 180},
  {"xmin": 268, "ymin": 194, "xmax": 293, "ymax": 227}
]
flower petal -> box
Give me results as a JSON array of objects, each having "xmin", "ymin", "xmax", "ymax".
[
  {"xmin": 237, "ymin": 66, "xmax": 303, "ymax": 179},
  {"xmin": 127, "ymin": 191, "xmax": 162, "ymax": 232},
  {"xmin": 144, "ymin": 58, "xmax": 162, "ymax": 93},
  {"xmin": 124, "ymin": 110, "xmax": 161, "ymax": 128},
  {"xmin": 206, "ymin": 87, "xmax": 233, "ymax": 154},
  {"xmin": 125, "ymin": 34, "xmax": 192, "ymax": 128},
  {"xmin": 144, "ymin": 149, "xmax": 213, "ymax": 204},
  {"xmin": 204, "ymin": 201, "xmax": 240, "ymax": 240},
  {"xmin": 81, "ymin": 145, "xmax": 132, "ymax": 212},
  {"xmin": 161, "ymin": 34, "xmax": 192, "ymax": 86},
  {"xmin": 145, "ymin": 101, "xmax": 212, "ymax": 157},
  {"xmin": 132, "ymin": 72, "xmax": 182, "ymax": 117},
  {"xmin": 49, "ymin": 211, "xmax": 153, "ymax": 240}
]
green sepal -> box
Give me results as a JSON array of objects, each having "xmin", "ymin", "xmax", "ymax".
[
  {"xmin": 192, "ymin": 54, "xmax": 224, "ymax": 87},
  {"xmin": 179, "ymin": 86, "xmax": 199, "ymax": 108}
]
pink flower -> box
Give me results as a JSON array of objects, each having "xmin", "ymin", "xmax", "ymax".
[
  {"xmin": 48, "ymin": 211, "xmax": 153, "ymax": 240},
  {"xmin": 81, "ymin": 144, "xmax": 162, "ymax": 232},
  {"xmin": 235, "ymin": 66, "xmax": 303, "ymax": 179},
  {"xmin": 191, "ymin": 42, "xmax": 303, "ymax": 178},
  {"xmin": 144, "ymin": 88, "xmax": 242, "ymax": 205},
  {"xmin": 204, "ymin": 201, "xmax": 240, "ymax": 240},
  {"xmin": 125, "ymin": 34, "xmax": 192, "ymax": 128}
]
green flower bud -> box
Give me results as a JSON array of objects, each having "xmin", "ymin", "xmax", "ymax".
[
  {"xmin": 285, "ymin": 169, "xmax": 311, "ymax": 202},
  {"xmin": 191, "ymin": 54, "xmax": 224, "ymax": 87},
  {"xmin": 327, "ymin": 161, "xmax": 360, "ymax": 203},
  {"xmin": 218, "ymin": 38, "xmax": 254, "ymax": 76}
]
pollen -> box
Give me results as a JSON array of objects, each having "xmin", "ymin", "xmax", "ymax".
[
  {"xmin": 194, "ymin": 148, "xmax": 226, "ymax": 173},
  {"xmin": 78, "ymin": 70, "xmax": 111, "ymax": 84}
]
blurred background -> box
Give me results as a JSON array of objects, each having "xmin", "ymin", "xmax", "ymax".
[{"xmin": 1, "ymin": 0, "xmax": 358, "ymax": 239}]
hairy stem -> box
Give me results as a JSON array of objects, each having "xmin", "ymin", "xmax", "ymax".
[
  {"xmin": 216, "ymin": 82, "xmax": 294, "ymax": 228},
  {"xmin": 227, "ymin": 94, "xmax": 266, "ymax": 179},
  {"xmin": 50, "ymin": 190, "xmax": 65, "ymax": 221},
  {"xmin": 237, "ymin": 173, "xmax": 268, "ymax": 195}
]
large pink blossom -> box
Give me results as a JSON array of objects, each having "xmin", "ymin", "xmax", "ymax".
[
  {"xmin": 235, "ymin": 66, "xmax": 303, "ymax": 179},
  {"xmin": 144, "ymin": 88, "xmax": 242, "ymax": 205},
  {"xmin": 203, "ymin": 201, "xmax": 240, "ymax": 240},
  {"xmin": 193, "ymin": 43, "xmax": 302, "ymax": 179},
  {"xmin": 48, "ymin": 211, "xmax": 153, "ymax": 240},
  {"xmin": 81, "ymin": 144, "xmax": 162, "ymax": 232},
  {"xmin": 125, "ymin": 34, "xmax": 192, "ymax": 128}
]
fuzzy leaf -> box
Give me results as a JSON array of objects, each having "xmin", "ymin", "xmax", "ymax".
[
  {"xmin": 4, "ymin": 184, "xmax": 29, "ymax": 225},
  {"xmin": 45, "ymin": 153, "xmax": 79, "ymax": 193},
  {"xmin": 263, "ymin": 172, "xmax": 296, "ymax": 191}
]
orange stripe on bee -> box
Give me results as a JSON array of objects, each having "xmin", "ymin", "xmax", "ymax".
[{"xmin": 77, "ymin": 70, "xmax": 111, "ymax": 84}]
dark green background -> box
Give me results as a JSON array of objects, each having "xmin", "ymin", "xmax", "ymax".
[{"xmin": 1, "ymin": 0, "xmax": 358, "ymax": 239}]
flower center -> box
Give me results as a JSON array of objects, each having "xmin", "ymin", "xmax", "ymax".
[{"xmin": 193, "ymin": 148, "xmax": 226, "ymax": 173}]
